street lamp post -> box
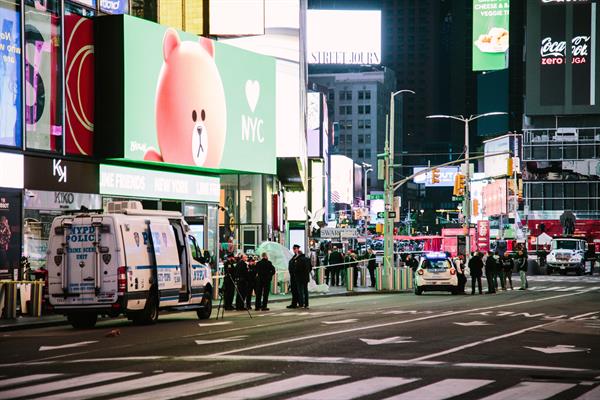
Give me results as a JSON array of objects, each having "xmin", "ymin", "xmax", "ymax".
[
  {"xmin": 426, "ymin": 112, "xmax": 506, "ymax": 260},
  {"xmin": 383, "ymin": 89, "xmax": 414, "ymax": 289},
  {"xmin": 362, "ymin": 162, "xmax": 372, "ymax": 207}
]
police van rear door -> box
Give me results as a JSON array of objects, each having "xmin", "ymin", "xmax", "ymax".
[{"xmin": 148, "ymin": 220, "xmax": 182, "ymax": 306}]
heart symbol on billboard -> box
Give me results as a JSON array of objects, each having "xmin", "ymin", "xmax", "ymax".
[{"xmin": 245, "ymin": 80, "xmax": 260, "ymax": 113}]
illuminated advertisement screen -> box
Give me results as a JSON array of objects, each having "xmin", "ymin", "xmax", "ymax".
[
  {"xmin": 307, "ymin": 10, "xmax": 381, "ymax": 65},
  {"xmin": 0, "ymin": 2, "xmax": 22, "ymax": 147},
  {"xmin": 209, "ymin": 0, "xmax": 265, "ymax": 36},
  {"xmin": 95, "ymin": 15, "xmax": 276, "ymax": 175},
  {"xmin": 472, "ymin": 0, "xmax": 510, "ymax": 71},
  {"xmin": 413, "ymin": 166, "xmax": 460, "ymax": 187},
  {"xmin": 526, "ymin": 0, "xmax": 599, "ymax": 115},
  {"xmin": 330, "ymin": 155, "xmax": 354, "ymax": 204}
]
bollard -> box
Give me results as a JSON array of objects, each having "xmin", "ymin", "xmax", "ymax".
[
  {"xmin": 407, "ymin": 268, "xmax": 414, "ymax": 289},
  {"xmin": 360, "ymin": 266, "xmax": 367, "ymax": 287},
  {"xmin": 0, "ymin": 281, "xmax": 18, "ymax": 319},
  {"xmin": 30, "ymin": 281, "xmax": 43, "ymax": 317},
  {"xmin": 392, "ymin": 268, "xmax": 400, "ymax": 291},
  {"xmin": 346, "ymin": 267, "xmax": 354, "ymax": 292},
  {"xmin": 375, "ymin": 267, "xmax": 383, "ymax": 291},
  {"xmin": 271, "ymin": 271, "xmax": 279, "ymax": 295},
  {"xmin": 212, "ymin": 274, "xmax": 221, "ymax": 300},
  {"xmin": 317, "ymin": 267, "xmax": 325, "ymax": 285}
]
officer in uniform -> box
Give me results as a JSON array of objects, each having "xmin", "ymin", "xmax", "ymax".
[
  {"xmin": 222, "ymin": 254, "xmax": 236, "ymax": 310},
  {"xmin": 255, "ymin": 253, "xmax": 276, "ymax": 311},
  {"xmin": 235, "ymin": 254, "xmax": 250, "ymax": 310}
]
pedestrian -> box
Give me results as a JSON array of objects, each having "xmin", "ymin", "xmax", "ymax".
[
  {"xmin": 222, "ymin": 254, "xmax": 236, "ymax": 310},
  {"xmin": 454, "ymin": 253, "xmax": 467, "ymax": 294},
  {"xmin": 494, "ymin": 252, "xmax": 506, "ymax": 290},
  {"xmin": 366, "ymin": 248, "xmax": 377, "ymax": 287},
  {"xmin": 0, "ymin": 216, "xmax": 11, "ymax": 269},
  {"xmin": 255, "ymin": 252, "xmax": 275, "ymax": 311},
  {"xmin": 347, "ymin": 250, "xmax": 359, "ymax": 287},
  {"xmin": 245, "ymin": 256, "xmax": 257, "ymax": 310},
  {"xmin": 235, "ymin": 254, "xmax": 249, "ymax": 310},
  {"xmin": 328, "ymin": 246, "xmax": 344, "ymax": 287},
  {"xmin": 485, "ymin": 251, "xmax": 497, "ymax": 294},
  {"xmin": 516, "ymin": 249, "xmax": 528, "ymax": 290},
  {"xmin": 501, "ymin": 253, "xmax": 514, "ymax": 290},
  {"xmin": 324, "ymin": 248, "xmax": 332, "ymax": 285},
  {"xmin": 287, "ymin": 245, "xmax": 301, "ymax": 308},
  {"xmin": 405, "ymin": 254, "xmax": 418, "ymax": 272},
  {"xmin": 468, "ymin": 252, "xmax": 484, "ymax": 295},
  {"xmin": 294, "ymin": 247, "xmax": 311, "ymax": 308}
]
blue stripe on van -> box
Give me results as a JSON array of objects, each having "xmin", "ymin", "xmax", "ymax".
[
  {"xmin": 134, "ymin": 265, "xmax": 180, "ymax": 270},
  {"xmin": 160, "ymin": 296, "xmax": 179, "ymax": 301}
]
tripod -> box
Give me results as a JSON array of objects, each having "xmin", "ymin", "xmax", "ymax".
[{"xmin": 216, "ymin": 274, "xmax": 252, "ymax": 320}]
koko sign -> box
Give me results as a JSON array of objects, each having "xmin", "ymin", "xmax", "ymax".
[{"xmin": 24, "ymin": 156, "xmax": 99, "ymax": 194}]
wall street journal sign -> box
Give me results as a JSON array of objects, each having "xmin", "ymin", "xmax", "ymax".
[{"xmin": 310, "ymin": 51, "xmax": 380, "ymax": 65}]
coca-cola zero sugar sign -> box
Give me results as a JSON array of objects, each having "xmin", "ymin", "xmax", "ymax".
[{"xmin": 540, "ymin": 35, "xmax": 591, "ymax": 65}]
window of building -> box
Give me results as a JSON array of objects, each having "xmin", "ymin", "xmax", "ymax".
[
  {"xmin": 364, "ymin": 105, "xmax": 371, "ymax": 114},
  {"xmin": 358, "ymin": 149, "xmax": 364, "ymax": 158},
  {"xmin": 346, "ymin": 120, "xmax": 352, "ymax": 130},
  {"xmin": 365, "ymin": 149, "xmax": 371, "ymax": 158},
  {"xmin": 358, "ymin": 120, "xmax": 364, "ymax": 129},
  {"xmin": 358, "ymin": 135, "xmax": 364, "ymax": 144},
  {"xmin": 365, "ymin": 90, "xmax": 371, "ymax": 100},
  {"xmin": 328, "ymin": 89, "xmax": 335, "ymax": 101},
  {"xmin": 339, "ymin": 90, "xmax": 352, "ymax": 101},
  {"xmin": 365, "ymin": 134, "xmax": 371, "ymax": 143},
  {"xmin": 358, "ymin": 105, "xmax": 364, "ymax": 114}
]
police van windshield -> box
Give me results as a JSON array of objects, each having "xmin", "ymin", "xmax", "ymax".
[
  {"xmin": 422, "ymin": 259, "xmax": 451, "ymax": 270},
  {"xmin": 553, "ymin": 240, "xmax": 579, "ymax": 250}
]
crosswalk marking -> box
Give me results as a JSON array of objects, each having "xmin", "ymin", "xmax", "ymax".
[
  {"xmin": 37, "ymin": 372, "xmax": 207, "ymax": 400},
  {"xmin": 112, "ymin": 373, "xmax": 273, "ymax": 400},
  {"xmin": 557, "ymin": 286, "xmax": 584, "ymax": 291},
  {"xmin": 478, "ymin": 381, "xmax": 576, "ymax": 400},
  {"xmin": 527, "ymin": 286, "xmax": 598, "ymax": 292},
  {"xmin": 575, "ymin": 385, "xmax": 600, "ymax": 399},
  {"xmin": 539, "ymin": 286, "xmax": 567, "ymax": 291},
  {"xmin": 287, "ymin": 377, "xmax": 418, "ymax": 400},
  {"xmin": 210, "ymin": 374, "xmax": 348, "ymax": 400},
  {"xmin": 0, "ymin": 374, "xmax": 62, "ymax": 389},
  {"xmin": 0, "ymin": 372, "xmax": 139, "ymax": 400},
  {"xmin": 382, "ymin": 378, "xmax": 493, "ymax": 400}
]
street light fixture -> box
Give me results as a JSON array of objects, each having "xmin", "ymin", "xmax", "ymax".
[
  {"xmin": 383, "ymin": 89, "xmax": 415, "ymax": 289},
  {"xmin": 426, "ymin": 112, "xmax": 507, "ymax": 260},
  {"xmin": 361, "ymin": 162, "xmax": 373, "ymax": 207}
]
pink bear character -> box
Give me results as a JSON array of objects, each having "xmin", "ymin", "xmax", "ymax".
[{"xmin": 145, "ymin": 28, "xmax": 227, "ymax": 168}]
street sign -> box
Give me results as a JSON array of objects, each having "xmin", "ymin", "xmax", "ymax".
[
  {"xmin": 377, "ymin": 211, "xmax": 396, "ymax": 218},
  {"xmin": 319, "ymin": 227, "xmax": 357, "ymax": 239},
  {"xmin": 368, "ymin": 193, "xmax": 384, "ymax": 200},
  {"xmin": 452, "ymin": 196, "xmax": 464, "ymax": 202}
]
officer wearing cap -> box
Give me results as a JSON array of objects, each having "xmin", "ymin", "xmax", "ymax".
[
  {"xmin": 287, "ymin": 244, "xmax": 301, "ymax": 308},
  {"xmin": 222, "ymin": 254, "xmax": 236, "ymax": 310}
]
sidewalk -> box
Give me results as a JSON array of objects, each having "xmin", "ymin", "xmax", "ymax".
[{"xmin": 0, "ymin": 286, "xmax": 392, "ymax": 332}]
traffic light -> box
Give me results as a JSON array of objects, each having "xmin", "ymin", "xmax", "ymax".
[
  {"xmin": 507, "ymin": 157, "xmax": 514, "ymax": 176},
  {"xmin": 472, "ymin": 199, "xmax": 479, "ymax": 216},
  {"xmin": 431, "ymin": 168, "xmax": 441, "ymax": 184},
  {"xmin": 453, "ymin": 174, "xmax": 466, "ymax": 196}
]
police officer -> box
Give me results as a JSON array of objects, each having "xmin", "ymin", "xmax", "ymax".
[
  {"xmin": 222, "ymin": 254, "xmax": 236, "ymax": 310},
  {"xmin": 255, "ymin": 253, "xmax": 275, "ymax": 311},
  {"xmin": 293, "ymin": 246, "xmax": 311, "ymax": 308},
  {"xmin": 485, "ymin": 251, "xmax": 497, "ymax": 294},
  {"xmin": 235, "ymin": 254, "xmax": 250, "ymax": 310},
  {"xmin": 287, "ymin": 245, "xmax": 301, "ymax": 309},
  {"xmin": 245, "ymin": 256, "xmax": 257, "ymax": 310}
]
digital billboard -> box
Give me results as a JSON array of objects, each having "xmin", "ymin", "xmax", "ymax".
[
  {"xmin": 483, "ymin": 179, "xmax": 507, "ymax": 217},
  {"xmin": 95, "ymin": 15, "xmax": 276, "ymax": 175},
  {"xmin": 330, "ymin": 155, "xmax": 354, "ymax": 204},
  {"xmin": 483, "ymin": 134, "xmax": 521, "ymax": 178},
  {"xmin": 472, "ymin": 0, "xmax": 510, "ymax": 71},
  {"xmin": 307, "ymin": 10, "xmax": 381, "ymax": 65},
  {"xmin": 209, "ymin": 0, "xmax": 265, "ymax": 36},
  {"xmin": 413, "ymin": 166, "xmax": 460, "ymax": 187},
  {"xmin": 0, "ymin": 2, "xmax": 22, "ymax": 148},
  {"xmin": 65, "ymin": 14, "xmax": 94, "ymax": 156},
  {"xmin": 526, "ymin": 0, "xmax": 599, "ymax": 115}
]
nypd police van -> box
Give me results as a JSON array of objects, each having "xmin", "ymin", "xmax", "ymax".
[{"xmin": 47, "ymin": 201, "xmax": 212, "ymax": 328}]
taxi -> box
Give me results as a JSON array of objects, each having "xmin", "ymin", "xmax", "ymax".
[{"xmin": 414, "ymin": 252, "xmax": 458, "ymax": 295}]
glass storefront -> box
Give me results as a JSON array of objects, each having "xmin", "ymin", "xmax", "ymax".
[{"xmin": 0, "ymin": 189, "xmax": 22, "ymax": 279}]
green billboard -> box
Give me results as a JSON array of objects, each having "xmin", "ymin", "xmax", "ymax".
[
  {"xmin": 95, "ymin": 15, "xmax": 276, "ymax": 175},
  {"xmin": 472, "ymin": 0, "xmax": 510, "ymax": 71}
]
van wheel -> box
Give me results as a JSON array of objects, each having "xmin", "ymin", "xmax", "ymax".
[
  {"xmin": 134, "ymin": 294, "xmax": 159, "ymax": 325},
  {"xmin": 414, "ymin": 287, "xmax": 423, "ymax": 295},
  {"xmin": 67, "ymin": 313, "xmax": 98, "ymax": 329},
  {"xmin": 196, "ymin": 295, "xmax": 212, "ymax": 320}
]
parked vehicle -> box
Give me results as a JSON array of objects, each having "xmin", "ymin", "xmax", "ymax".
[
  {"xmin": 413, "ymin": 252, "xmax": 458, "ymax": 295},
  {"xmin": 47, "ymin": 201, "xmax": 212, "ymax": 328}
]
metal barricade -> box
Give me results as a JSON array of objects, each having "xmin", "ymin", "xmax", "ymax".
[{"xmin": 0, "ymin": 280, "xmax": 45, "ymax": 318}]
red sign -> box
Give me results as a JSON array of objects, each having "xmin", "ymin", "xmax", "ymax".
[
  {"xmin": 65, "ymin": 14, "xmax": 94, "ymax": 156},
  {"xmin": 476, "ymin": 220, "xmax": 491, "ymax": 252}
]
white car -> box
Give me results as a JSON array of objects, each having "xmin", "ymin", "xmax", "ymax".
[{"xmin": 414, "ymin": 252, "xmax": 458, "ymax": 295}]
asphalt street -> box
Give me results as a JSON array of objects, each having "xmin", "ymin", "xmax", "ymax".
[{"xmin": 1, "ymin": 275, "xmax": 599, "ymax": 399}]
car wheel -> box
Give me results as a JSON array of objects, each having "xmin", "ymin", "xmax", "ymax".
[
  {"xmin": 414, "ymin": 287, "xmax": 423, "ymax": 295},
  {"xmin": 196, "ymin": 295, "xmax": 212, "ymax": 320},
  {"xmin": 576, "ymin": 266, "xmax": 583, "ymax": 276},
  {"xmin": 546, "ymin": 267, "xmax": 553, "ymax": 275},
  {"xmin": 134, "ymin": 293, "xmax": 159, "ymax": 325}
]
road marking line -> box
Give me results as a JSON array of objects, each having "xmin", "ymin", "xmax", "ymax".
[
  {"xmin": 322, "ymin": 319, "xmax": 358, "ymax": 325},
  {"xmin": 0, "ymin": 374, "xmax": 62, "ymax": 389},
  {"xmin": 195, "ymin": 336, "xmax": 247, "ymax": 345},
  {"xmin": 197, "ymin": 321, "xmax": 232, "ymax": 327},
  {"xmin": 478, "ymin": 381, "xmax": 575, "ymax": 400},
  {"xmin": 570, "ymin": 311, "xmax": 600, "ymax": 320},
  {"xmin": 407, "ymin": 321, "xmax": 557, "ymax": 362},
  {"xmin": 0, "ymin": 372, "xmax": 139, "ymax": 400},
  {"xmin": 557, "ymin": 286, "xmax": 583, "ymax": 291},
  {"xmin": 576, "ymin": 385, "xmax": 600, "ymax": 399},
  {"xmin": 209, "ymin": 374, "xmax": 348, "ymax": 400},
  {"xmin": 455, "ymin": 362, "xmax": 591, "ymax": 373},
  {"xmin": 288, "ymin": 377, "xmax": 418, "ymax": 400},
  {"xmin": 37, "ymin": 372, "xmax": 207, "ymax": 400},
  {"xmin": 111, "ymin": 372, "xmax": 272, "ymax": 400},
  {"xmin": 39, "ymin": 341, "xmax": 98, "ymax": 352},
  {"xmin": 539, "ymin": 286, "xmax": 566, "ymax": 291},
  {"xmin": 382, "ymin": 378, "xmax": 493, "ymax": 400},
  {"xmin": 208, "ymin": 291, "xmax": 587, "ymax": 357}
]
